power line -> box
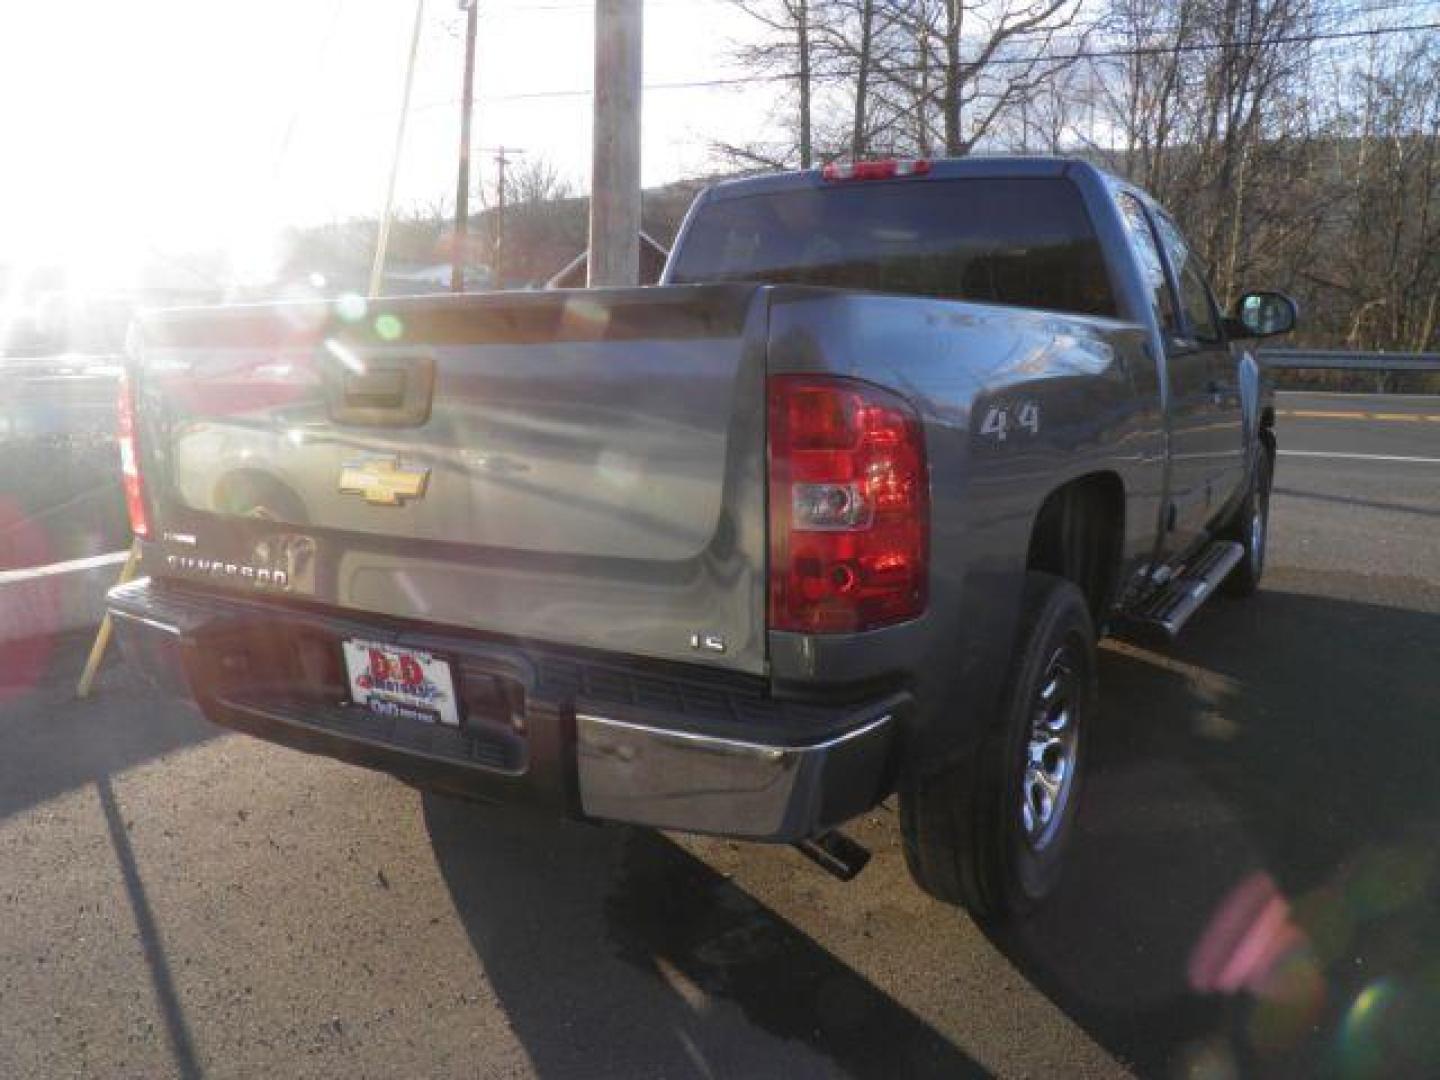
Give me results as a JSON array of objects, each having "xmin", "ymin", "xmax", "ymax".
[
  {"xmin": 447, "ymin": 0, "xmax": 1438, "ymax": 21},
  {"xmin": 456, "ymin": 19, "xmax": 1440, "ymax": 103},
  {"xmin": 748, "ymin": 0, "xmax": 1440, "ymax": 47},
  {"xmin": 404, "ymin": 5, "xmax": 1439, "ymax": 113},
  {"xmin": 272, "ymin": 0, "xmax": 348, "ymax": 181}
]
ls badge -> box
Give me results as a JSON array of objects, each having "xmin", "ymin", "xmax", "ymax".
[{"xmin": 339, "ymin": 456, "xmax": 430, "ymax": 506}]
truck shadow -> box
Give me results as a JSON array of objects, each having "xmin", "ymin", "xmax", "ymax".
[
  {"xmin": 988, "ymin": 571, "xmax": 1440, "ymax": 1077},
  {"xmin": 0, "ymin": 630, "xmax": 213, "ymax": 1079},
  {"xmin": 421, "ymin": 570, "xmax": 1440, "ymax": 1079},
  {"xmin": 422, "ymin": 796, "xmax": 983, "ymax": 1078},
  {"xmin": 0, "ymin": 629, "xmax": 214, "ymax": 825}
]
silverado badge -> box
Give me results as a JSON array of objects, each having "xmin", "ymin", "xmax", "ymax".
[{"xmin": 339, "ymin": 456, "xmax": 430, "ymax": 506}]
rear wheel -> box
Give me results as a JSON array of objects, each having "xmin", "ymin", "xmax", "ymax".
[
  {"xmin": 1222, "ymin": 445, "xmax": 1273, "ymax": 597},
  {"xmin": 900, "ymin": 573, "xmax": 1096, "ymax": 921}
]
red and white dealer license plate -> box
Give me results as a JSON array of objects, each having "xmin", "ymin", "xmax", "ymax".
[{"xmin": 342, "ymin": 639, "xmax": 460, "ymax": 727}]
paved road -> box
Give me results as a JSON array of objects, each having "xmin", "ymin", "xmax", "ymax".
[
  {"xmin": 1276, "ymin": 390, "xmax": 1440, "ymax": 458},
  {"xmin": 1273, "ymin": 392, "xmax": 1440, "ymax": 583},
  {"xmin": 1, "ymin": 393, "xmax": 1437, "ymax": 1078}
]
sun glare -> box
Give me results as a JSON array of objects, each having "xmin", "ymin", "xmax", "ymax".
[{"xmin": 0, "ymin": 0, "xmax": 767, "ymax": 358}]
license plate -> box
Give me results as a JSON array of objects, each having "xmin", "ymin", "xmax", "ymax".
[{"xmin": 342, "ymin": 639, "xmax": 460, "ymax": 728}]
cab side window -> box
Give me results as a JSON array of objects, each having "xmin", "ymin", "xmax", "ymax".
[
  {"xmin": 1117, "ymin": 193, "xmax": 1177, "ymax": 334},
  {"xmin": 1153, "ymin": 213, "xmax": 1223, "ymax": 344},
  {"xmin": 1177, "ymin": 262, "xmax": 1223, "ymax": 344}
]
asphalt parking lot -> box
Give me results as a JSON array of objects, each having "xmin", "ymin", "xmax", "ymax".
[{"xmin": 1, "ymin": 393, "xmax": 1437, "ymax": 1079}]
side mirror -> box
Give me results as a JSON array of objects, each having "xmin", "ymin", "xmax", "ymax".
[{"xmin": 1227, "ymin": 291, "xmax": 1298, "ymax": 339}]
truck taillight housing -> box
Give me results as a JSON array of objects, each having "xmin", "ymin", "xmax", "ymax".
[
  {"xmin": 821, "ymin": 158, "xmax": 931, "ymax": 182},
  {"xmin": 117, "ymin": 370, "xmax": 150, "ymax": 538},
  {"xmin": 767, "ymin": 375, "xmax": 928, "ymax": 633}
]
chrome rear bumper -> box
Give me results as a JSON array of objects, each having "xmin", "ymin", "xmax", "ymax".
[
  {"xmin": 576, "ymin": 712, "xmax": 895, "ymax": 840},
  {"xmin": 109, "ymin": 576, "xmax": 902, "ymax": 843}
]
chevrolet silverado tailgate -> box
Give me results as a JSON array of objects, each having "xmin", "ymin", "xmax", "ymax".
[{"xmin": 129, "ymin": 286, "xmax": 770, "ymax": 675}]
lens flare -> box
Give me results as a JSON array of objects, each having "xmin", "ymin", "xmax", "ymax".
[
  {"xmin": 374, "ymin": 313, "xmax": 404, "ymax": 342},
  {"xmin": 276, "ymin": 282, "xmax": 328, "ymax": 335},
  {"xmin": 1338, "ymin": 978, "xmax": 1402, "ymax": 1078},
  {"xmin": 335, "ymin": 293, "xmax": 368, "ymax": 323},
  {"xmin": 1190, "ymin": 873, "xmax": 1307, "ymax": 995},
  {"xmin": 1190, "ymin": 872, "xmax": 1327, "ymax": 1055},
  {"xmin": 323, "ymin": 337, "xmax": 366, "ymax": 376},
  {"xmin": 1248, "ymin": 948, "xmax": 1327, "ymax": 1054},
  {"xmin": 560, "ymin": 297, "xmax": 612, "ymax": 334}
]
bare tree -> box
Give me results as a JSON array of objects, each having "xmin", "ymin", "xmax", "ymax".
[
  {"xmin": 1331, "ymin": 35, "xmax": 1440, "ymax": 349},
  {"xmin": 503, "ymin": 157, "xmax": 576, "ymax": 207},
  {"xmin": 708, "ymin": 0, "xmax": 1439, "ymax": 358},
  {"xmin": 872, "ymin": 0, "xmax": 1086, "ymax": 155},
  {"xmin": 725, "ymin": 0, "xmax": 822, "ymax": 166},
  {"xmin": 1090, "ymin": 0, "xmax": 1201, "ymax": 195}
]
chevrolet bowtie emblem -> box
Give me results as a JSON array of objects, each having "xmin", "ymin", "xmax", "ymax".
[{"xmin": 339, "ymin": 457, "xmax": 430, "ymax": 506}]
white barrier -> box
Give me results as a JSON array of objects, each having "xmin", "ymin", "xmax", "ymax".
[{"xmin": 0, "ymin": 551, "xmax": 131, "ymax": 643}]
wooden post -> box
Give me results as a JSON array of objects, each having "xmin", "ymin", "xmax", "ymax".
[
  {"xmin": 588, "ymin": 0, "xmax": 643, "ymax": 287},
  {"xmin": 370, "ymin": 0, "xmax": 427, "ymax": 297},
  {"xmin": 76, "ymin": 542, "xmax": 142, "ymax": 699}
]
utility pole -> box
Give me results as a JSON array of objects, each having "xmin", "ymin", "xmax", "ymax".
[
  {"xmin": 476, "ymin": 146, "xmax": 523, "ymax": 288},
  {"xmin": 451, "ymin": 0, "xmax": 480, "ymax": 293},
  {"xmin": 588, "ymin": 0, "xmax": 642, "ymax": 287}
]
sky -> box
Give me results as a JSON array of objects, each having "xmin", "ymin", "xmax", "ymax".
[{"xmin": 0, "ymin": 0, "xmax": 776, "ymax": 291}]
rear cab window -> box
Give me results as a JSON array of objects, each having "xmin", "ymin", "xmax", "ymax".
[{"xmin": 669, "ymin": 176, "xmax": 1118, "ymax": 319}]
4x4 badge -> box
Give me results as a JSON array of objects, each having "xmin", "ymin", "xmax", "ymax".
[{"xmin": 339, "ymin": 456, "xmax": 430, "ymax": 506}]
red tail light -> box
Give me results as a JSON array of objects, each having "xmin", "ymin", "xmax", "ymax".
[
  {"xmin": 821, "ymin": 158, "xmax": 931, "ymax": 182},
  {"xmin": 117, "ymin": 370, "xmax": 150, "ymax": 538},
  {"xmin": 767, "ymin": 376, "xmax": 928, "ymax": 633}
]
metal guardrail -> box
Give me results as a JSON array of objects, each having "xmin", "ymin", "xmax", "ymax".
[{"xmin": 1259, "ymin": 349, "xmax": 1440, "ymax": 372}]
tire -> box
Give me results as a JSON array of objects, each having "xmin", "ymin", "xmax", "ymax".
[
  {"xmin": 1221, "ymin": 444, "xmax": 1273, "ymax": 597},
  {"xmin": 900, "ymin": 572, "xmax": 1097, "ymax": 921}
]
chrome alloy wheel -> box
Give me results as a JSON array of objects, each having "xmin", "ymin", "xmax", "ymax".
[
  {"xmin": 1021, "ymin": 649, "xmax": 1081, "ymax": 851},
  {"xmin": 1250, "ymin": 502, "xmax": 1266, "ymax": 569}
]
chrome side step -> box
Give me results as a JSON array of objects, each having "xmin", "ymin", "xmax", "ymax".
[{"xmin": 1116, "ymin": 541, "xmax": 1244, "ymax": 642}]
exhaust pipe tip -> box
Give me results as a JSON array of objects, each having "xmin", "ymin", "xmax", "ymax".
[{"xmin": 794, "ymin": 830, "xmax": 871, "ymax": 882}]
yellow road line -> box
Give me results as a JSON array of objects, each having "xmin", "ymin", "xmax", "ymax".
[{"xmin": 1278, "ymin": 409, "xmax": 1440, "ymax": 422}]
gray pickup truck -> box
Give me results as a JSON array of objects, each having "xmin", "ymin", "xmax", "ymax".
[{"xmin": 110, "ymin": 157, "xmax": 1295, "ymax": 919}]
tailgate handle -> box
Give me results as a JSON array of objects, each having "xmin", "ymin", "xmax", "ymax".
[
  {"xmin": 322, "ymin": 354, "xmax": 435, "ymax": 427},
  {"xmin": 345, "ymin": 368, "xmax": 407, "ymax": 409}
]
